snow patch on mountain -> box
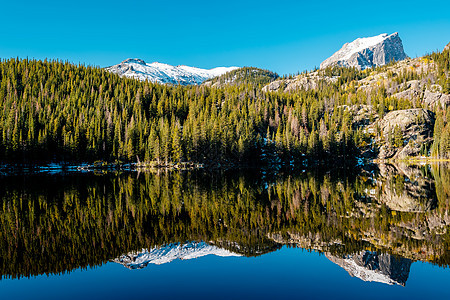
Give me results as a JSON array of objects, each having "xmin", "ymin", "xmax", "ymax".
[
  {"xmin": 337, "ymin": 34, "xmax": 390, "ymax": 61},
  {"xmin": 113, "ymin": 241, "xmax": 240, "ymax": 269},
  {"xmin": 105, "ymin": 59, "xmax": 238, "ymax": 85}
]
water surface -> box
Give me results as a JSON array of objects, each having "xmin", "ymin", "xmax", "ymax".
[{"xmin": 0, "ymin": 164, "xmax": 449, "ymax": 299}]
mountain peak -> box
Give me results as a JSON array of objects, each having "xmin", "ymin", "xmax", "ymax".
[
  {"xmin": 444, "ymin": 42, "xmax": 450, "ymax": 51},
  {"xmin": 121, "ymin": 58, "xmax": 146, "ymax": 65},
  {"xmin": 320, "ymin": 32, "xmax": 407, "ymax": 70}
]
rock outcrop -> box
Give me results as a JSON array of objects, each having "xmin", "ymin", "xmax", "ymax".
[
  {"xmin": 371, "ymin": 109, "xmax": 435, "ymax": 160},
  {"xmin": 320, "ymin": 33, "xmax": 408, "ymax": 70},
  {"xmin": 423, "ymin": 85, "xmax": 450, "ymax": 109},
  {"xmin": 262, "ymin": 71, "xmax": 338, "ymax": 92},
  {"xmin": 444, "ymin": 42, "xmax": 450, "ymax": 52}
]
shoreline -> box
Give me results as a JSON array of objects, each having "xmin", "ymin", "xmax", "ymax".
[
  {"xmin": 1, "ymin": 157, "xmax": 447, "ymax": 176},
  {"xmin": 372, "ymin": 157, "xmax": 450, "ymax": 164}
]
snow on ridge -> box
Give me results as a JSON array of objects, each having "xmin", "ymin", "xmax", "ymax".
[
  {"xmin": 339, "ymin": 33, "xmax": 388, "ymax": 59},
  {"xmin": 106, "ymin": 59, "xmax": 238, "ymax": 85},
  {"xmin": 320, "ymin": 32, "xmax": 406, "ymax": 70},
  {"xmin": 338, "ymin": 33, "xmax": 390, "ymax": 61},
  {"xmin": 113, "ymin": 241, "xmax": 240, "ymax": 269}
]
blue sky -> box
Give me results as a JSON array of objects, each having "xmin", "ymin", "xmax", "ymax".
[{"xmin": 1, "ymin": 0, "xmax": 449, "ymax": 75}]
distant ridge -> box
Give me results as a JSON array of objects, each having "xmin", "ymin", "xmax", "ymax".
[{"xmin": 105, "ymin": 59, "xmax": 238, "ymax": 85}]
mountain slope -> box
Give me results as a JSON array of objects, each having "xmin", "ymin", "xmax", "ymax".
[
  {"xmin": 105, "ymin": 58, "xmax": 238, "ymax": 85},
  {"xmin": 320, "ymin": 33, "xmax": 408, "ymax": 70}
]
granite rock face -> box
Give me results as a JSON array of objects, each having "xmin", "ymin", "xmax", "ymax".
[
  {"xmin": 320, "ymin": 33, "xmax": 408, "ymax": 70},
  {"xmin": 371, "ymin": 109, "xmax": 435, "ymax": 160},
  {"xmin": 262, "ymin": 72, "xmax": 337, "ymax": 92},
  {"xmin": 423, "ymin": 85, "xmax": 450, "ymax": 109}
]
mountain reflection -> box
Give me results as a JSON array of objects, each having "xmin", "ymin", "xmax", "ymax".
[
  {"xmin": 326, "ymin": 251, "xmax": 411, "ymax": 286},
  {"xmin": 0, "ymin": 163, "xmax": 449, "ymax": 286},
  {"xmin": 114, "ymin": 242, "xmax": 240, "ymax": 270}
]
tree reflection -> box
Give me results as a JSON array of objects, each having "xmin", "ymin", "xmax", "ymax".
[{"xmin": 0, "ymin": 164, "xmax": 449, "ymax": 280}]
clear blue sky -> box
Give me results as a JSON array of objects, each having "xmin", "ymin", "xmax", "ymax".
[{"xmin": 1, "ymin": 0, "xmax": 449, "ymax": 75}]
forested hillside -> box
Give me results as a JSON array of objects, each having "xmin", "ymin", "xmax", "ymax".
[
  {"xmin": 203, "ymin": 67, "xmax": 279, "ymax": 87},
  {"xmin": 0, "ymin": 47, "xmax": 448, "ymax": 165}
]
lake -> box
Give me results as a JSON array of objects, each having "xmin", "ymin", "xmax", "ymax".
[{"xmin": 0, "ymin": 163, "xmax": 449, "ymax": 299}]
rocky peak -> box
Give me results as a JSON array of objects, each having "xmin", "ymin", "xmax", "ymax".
[
  {"xmin": 444, "ymin": 42, "xmax": 450, "ymax": 51},
  {"xmin": 121, "ymin": 58, "xmax": 146, "ymax": 65},
  {"xmin": 320, "ymin": 32, "xmax": 408, "ymax": 70}
]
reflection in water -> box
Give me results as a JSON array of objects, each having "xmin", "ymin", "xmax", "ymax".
[
  {"xmin": 375, "ymin": 163, "xmax": 437, "ymax": 212},
  {"xmin": 0, "ymin": 163, "xmax": 449, "ymax": 287},
  {"xmin": 113, "ymin": 242, "xmax": 240, "ymax": 269},
  {"xmin": 326, "ymin": 251, "xmax": 411, "ymax": 286}
]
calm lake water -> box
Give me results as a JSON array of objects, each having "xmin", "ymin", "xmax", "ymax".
[{"xmin": 0, "ymin": 163, "xmax": 449, "ymax": 299}]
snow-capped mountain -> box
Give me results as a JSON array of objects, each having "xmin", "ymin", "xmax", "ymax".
[
  {"xmin": 326, "ymin": 251, "xmax": 412, "ymax": 286},
  {"xmin": 444, "ymin": 42, "xmax": 450, "ymax": 51},
  {"xmin": 320, "ymin": 33, "xmax": 407, "ymax": 70},
  {"xmin": 113, "ymin": 241, "xmax": 240, "ymax": 269},
  {"xmin": 105, "ymin": 58, "xmax": 238, "ymax": 85}
]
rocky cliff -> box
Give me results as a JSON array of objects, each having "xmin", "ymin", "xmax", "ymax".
[
  {"xmin": 370, "ymin": 109, "xmax": 435, "ymax": 160},
  {"xmin": 320, "ymin": 33, "xmax": 408, "ymax": 70}
]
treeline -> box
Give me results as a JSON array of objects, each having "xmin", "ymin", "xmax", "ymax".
[
  {"xmin": 0, "ymin": 58, "xmax": 368, "ymax": 164},
  {"xmin": 0, "ymin": 166, "xmax": 449, "ymax": 279},
  {"xmin": 428, "ymin": 48, "xmax": 450, "ymax": 158}
]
